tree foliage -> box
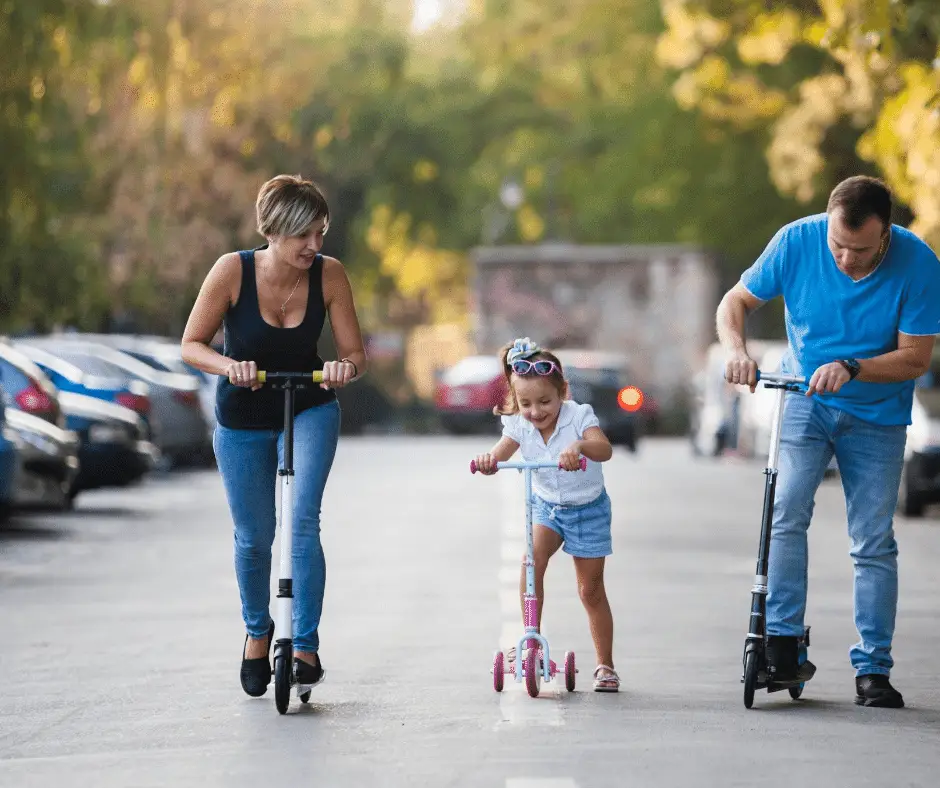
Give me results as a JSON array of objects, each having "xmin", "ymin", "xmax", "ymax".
[
  {"xmin": 3, "ymin": 1, "xmax": 936, "ymax": 336},
  {"xmin": 658, "ymin": 0, "xmax": 940, "ymax": 243}
]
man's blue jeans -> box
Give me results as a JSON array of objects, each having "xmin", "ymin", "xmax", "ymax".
[
  {"xmin": 213, "ymin": 400, "xmax": 341, "ymax": 652},
  {"xmin": 768, "ymin": 393, "xmax": 907, "ymax": 677}
]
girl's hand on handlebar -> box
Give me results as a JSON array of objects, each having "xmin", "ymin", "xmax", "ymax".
[
  {"xmin": 226, "ymin": 360, "xmax": 261, "ymax": 391},
  {"xmin": 558, "ymin": 444, "xmax": 583, "ymax": 471},
  {"xmin": 474, "ymin": 453, "xmax": 498, "ymax": 475},
  {"xmin": 320, "ymin": 359, "xmax": 356, "ymax": 390}
]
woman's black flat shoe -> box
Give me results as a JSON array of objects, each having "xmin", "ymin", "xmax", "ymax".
[
  {"xmin": 293, "ymin": 655, "xmax": 324, "ymax": 687},
  {"xmin": 240, "ymin": 620, "xmax": 275, "ymax": 697}
]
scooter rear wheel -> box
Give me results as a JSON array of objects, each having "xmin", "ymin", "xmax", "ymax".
[
  {"xmin": 743, "ymin": 650, "xmax": 758, "ymax": 709},
  {"xmin": 300, "ymin": 691, "xmax": 312, "ymax": 703},
  {"xmin": 788, "ymin": 685, "xmax": 803, "ymax": 700},
  {"xmin": 274, "ymin": 654, "xmax": 291, "ymax": 715},
  {"xmin": 493, "ymin": 650, "xmax": 505, "ymax": 692}
]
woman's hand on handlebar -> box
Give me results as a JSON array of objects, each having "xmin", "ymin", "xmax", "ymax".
[
  {"xmin": 473, "ymin": 452, "xmax": 499, "ymax": 475},
  {"xmin": 319, "ymin": 359, "xmax": 356, "ymax": 390},
  {"xmin": 225, "ymin": 359, "xmax": 261, "ymax": 391}
]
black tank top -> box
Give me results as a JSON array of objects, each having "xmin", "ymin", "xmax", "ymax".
[{"xmin": 215, "ymin": 247, "xmax": 336, "ymax": 429}]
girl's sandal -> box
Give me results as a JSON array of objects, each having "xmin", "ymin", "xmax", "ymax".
[{"xmin": 593, "ymin": 665, "xmax": 620, "ymax": 692}]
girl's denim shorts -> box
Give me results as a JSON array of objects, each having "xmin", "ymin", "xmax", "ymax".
[{"xmin": 531, "ymin": 489, "xmax": 612, "ymax": 558}]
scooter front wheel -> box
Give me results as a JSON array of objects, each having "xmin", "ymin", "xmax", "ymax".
[
  {"xmin": 743, "ymin": 649, "xmax": 758, "ymax": 709},
  {"xmin": 525, "ymin": 649, "xmax": 541, "ymax": 698},
  {"xmin": 274, "ymin": 654, "xmax": 291, "ymax": 714},
  {"xmin": 788, "ymin": 685, "xmax": 803, "ymax": 700}
]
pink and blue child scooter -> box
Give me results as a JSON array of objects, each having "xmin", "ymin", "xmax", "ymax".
[{"xmin": 470, "ymin": 457, "xmax": 586, "ymax": 697}]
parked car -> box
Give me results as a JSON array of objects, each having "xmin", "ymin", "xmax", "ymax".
[
  {"xmin": 4, "ymin": 407, "xmax": 80, "ymax": 511},
  {"xmin": 18, "ymin": 338, "xmax": 212, "ymax": 468},
  {"xmin": 435, "ymin": 355, "xmax": 507, "ymax": 434},
  {"xmin": 13, "ymin": 341, "xmax": 154, "ymax": 435},
  {"xmin": 0, "ymin": 389, "xmax": 21, "ymax": 521},
  {"xmin": 554, "ymin": 349, "xmax": 641, "ymax": 452},
  {"xmin": 690, "ymin": 340, "xmax": 780, "ymax": 458},
  {"xmin": 59, "ymin": 391, "xmax": 159, "ymax": 494},
  {"xmin": 0, "ymin": 341, "xmax": 65, "ymax": 428},
  {"xmin": 898, "ymin": 350, "xmax": 940, "ymax": 517},
  {"xmin": 54, "ymin": 333, "xmax": 217, "ymax": 429},
  {"xmin": 737, "ymin": 343, "xmax": 838, "ymax": 476}
]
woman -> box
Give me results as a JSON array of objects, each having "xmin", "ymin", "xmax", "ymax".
[{"xmin": 182, "ymin": 174, "xmax": 367, "ymax": 696}]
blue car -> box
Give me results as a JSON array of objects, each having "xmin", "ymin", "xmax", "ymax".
[
  {"xmin": 0, "ymin": 391, "xmax": 21, "ymax": 521},
  {"xmin": 13, "ymin": 342, "xmax": 155, "ymax": 438},
  {"xmin": 59, "ymin": 391, "xmax": 159, "ymax": 494}
]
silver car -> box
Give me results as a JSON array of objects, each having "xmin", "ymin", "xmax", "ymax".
[
  {"xmin": 63, "ymin": 333, "xmax": 217, "ymax": 429},
  {"xmin": 19, "ymin": 338, "xmax": 212, "ymax": 468}
]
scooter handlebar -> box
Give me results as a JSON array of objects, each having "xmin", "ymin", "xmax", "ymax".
[
  {"xmin": 256, "ymin": 371, "xmax": 325, "ymax": 384},
  {"xmin": 470, "ymin": 457, "xmax": 588, "ymax": 474},
  {"xmin": 755, "ymin": 370, "xmax": 806, "ymax": 386}
]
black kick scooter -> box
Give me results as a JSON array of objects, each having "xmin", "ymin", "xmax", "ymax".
[{"xmin": 742, "ymin": 369, "xmax": 812, "ymax": 709}]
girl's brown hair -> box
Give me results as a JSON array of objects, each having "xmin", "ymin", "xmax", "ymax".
[{"xmin": 493, "ymin": 342, "xmax": 567, "ymax": 416}]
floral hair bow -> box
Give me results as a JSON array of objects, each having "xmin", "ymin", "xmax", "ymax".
[{"xmin": 506, "ymin": 337, "xmax": 541, "ymax": 365}]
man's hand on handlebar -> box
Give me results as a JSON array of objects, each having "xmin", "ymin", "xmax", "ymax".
[
  {"xmin": 725, "ymin": 352, "xmax": 759, "ymax": 393},
  {"xmin": 806, "ymin": 362, "xmax": 851, "ymax": 396}
]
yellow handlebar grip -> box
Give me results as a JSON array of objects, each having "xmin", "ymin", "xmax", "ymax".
[
  {"xmin": 257, "ymin": 371, "xmax": 267, "ymax": 383},
  {"xmin": 312, "ymin": 371, "xmax": 324, "ymax": 383}
]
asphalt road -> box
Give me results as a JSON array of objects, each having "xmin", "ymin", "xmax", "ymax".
[{"xmin": 1, "ymin": 436, "xmax": 938, "ymax": 787}]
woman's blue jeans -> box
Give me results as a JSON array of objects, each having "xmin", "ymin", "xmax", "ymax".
[
  {"xmin": 768, "ymin": 393, "xmax": 907, "ymax": 677},
  {"xmin": 213, "ymin": 400, "xmax": 340, "ymax": 652}
]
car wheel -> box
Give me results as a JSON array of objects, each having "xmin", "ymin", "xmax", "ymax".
[{"xmin": 897, "ymin": 463, "xmax": 926, "ymax": 518}]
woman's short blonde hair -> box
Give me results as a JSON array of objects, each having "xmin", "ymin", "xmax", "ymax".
[{"xmin": 256, "ymin": 174, "xmax": 330, "ymax": 238}]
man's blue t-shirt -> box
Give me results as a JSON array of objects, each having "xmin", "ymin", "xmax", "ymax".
[{"xmin": 741, "ymin": 213, "xmax": 940, "ymax": 426}]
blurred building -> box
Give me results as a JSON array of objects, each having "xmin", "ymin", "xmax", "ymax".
[{"xmin": 470, "ymin": 242, "xmax": 720, "ymax": 411}]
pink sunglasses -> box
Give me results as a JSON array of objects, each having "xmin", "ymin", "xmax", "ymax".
[{"xmin": 510, "ymin": 359, "xmax": 560, "ymax": 376}]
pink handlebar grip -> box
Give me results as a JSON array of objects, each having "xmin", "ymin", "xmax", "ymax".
[
  {"xmin": 558, "ymin": 457, "xmax": 588, "ymax": 471},
  {"xmin": 470, "ymin": 459, "xmax": 478, "ymax": 474}
]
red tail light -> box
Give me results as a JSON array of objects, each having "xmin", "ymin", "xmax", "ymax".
[
  {"xmin": 15, "ymin": 383, "xmax": 54, "ymax": 415},
  {"xmin": 116, "ymin": 392, "xmax": 151, "ymax": 415},
  {"xmin": 173, "ymin": 390, "xmax": 200, "ymax": 408}
]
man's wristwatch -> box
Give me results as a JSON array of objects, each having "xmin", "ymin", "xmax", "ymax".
[{"xmin": 836, "ymin": 358, "xmax": 861, "ymax": 380}]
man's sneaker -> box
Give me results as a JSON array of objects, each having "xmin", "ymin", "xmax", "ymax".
[
  {"xmin": 766, "ymin": 635, "xmax": 816, "ymax": 685},
  {"xmin": 855, "ymin": 674, "xmax": 904, "ymax": 708}
]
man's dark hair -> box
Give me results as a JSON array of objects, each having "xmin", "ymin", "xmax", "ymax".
[{"xmin": 827, "ymin": 176, "xmax": 892, "ymax": 230}]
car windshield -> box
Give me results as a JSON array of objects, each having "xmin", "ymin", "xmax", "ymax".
[
  {"xmin": 53, "ymin": 351, "xmax": 128, "ymax": 379},
  {"xmin": 565, "ymin": 366, "xmax": 621, "ymax": 388}
]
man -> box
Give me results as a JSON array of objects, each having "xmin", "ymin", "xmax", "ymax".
[{"xmin": 716, "ymin": 176, "xmax": 940, "ymax": 708}]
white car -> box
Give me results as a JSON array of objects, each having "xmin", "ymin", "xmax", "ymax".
[
  {"xmin": 899, "ymin": 363, "xmax": 940, "ymax": 517},
  {"xmin": 736, "ymin": 343, "xmax": 838, "ymax": 476}
]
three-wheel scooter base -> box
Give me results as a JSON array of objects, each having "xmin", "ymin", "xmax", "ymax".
[{"xmin": 492, "ymin": 631, "xmax": 577, "ymax": 697}]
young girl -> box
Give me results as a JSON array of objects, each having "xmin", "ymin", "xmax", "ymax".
[{"xmin": 474, "ymin": 337, "xmax": 619, "ymax": 692}]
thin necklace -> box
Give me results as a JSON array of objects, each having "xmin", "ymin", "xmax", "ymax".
[
  {"xmin": 278, "ymin": 274, "xmax": 302, "ymax": 317},
  {"xmin": 261, "ymin": 264, "xmax": 303, "ymax": 317}
]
